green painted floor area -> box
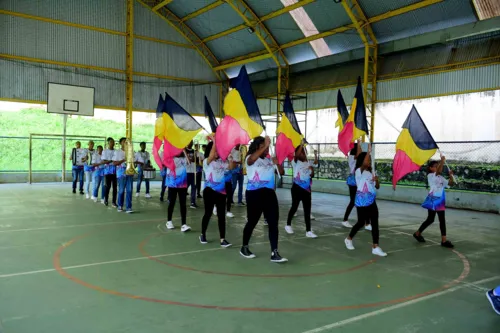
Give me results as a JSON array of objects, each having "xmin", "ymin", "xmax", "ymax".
[{"xmin": 0, "ymin": 183, "xmax": 499, "ymax": 333}]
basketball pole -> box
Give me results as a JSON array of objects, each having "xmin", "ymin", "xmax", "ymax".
[
  {"xmin": 125, "ymin": 0, "xmax": 134, "ymax": 141},
  {"xmin": 62, "ymin": 114, "xmax": 67, "ymax": 182}
]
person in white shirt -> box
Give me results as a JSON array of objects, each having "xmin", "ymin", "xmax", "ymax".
[
  {"xmin": 413, "ymin": 154, "xmax": 455, "ymax": 248},
  {"xmin": 240, "ymin": 136, "xmax": 287, "ymax": 263},
  {"xmin": 83, "ymin": 140, "xmax": 95, "ymax": 199},
  {"xmin": 69, "ymin": 141, "xmax": 87, "ymax": 195},
  {"xmin": 115, "ymin": 137, "xmax": 133, "ymax": 213},
  {"xmin": 102, "ymin": 137, "xmax": 118, "ymax": 207},
  {"xmin": 91, "ymin": 145, "xmax": 105, "ymax": 202},
  {"xmin": 195, "ymin": 143, "xmax": 204, "ymax": 199},
  {"xmin": 285, "ymin": 143, "xmax": 318, "ymax": 238},
  {"xmin": 135, "ymin": 142, "xmax": 151, "ymax": 198},
  {"xmin": 230, "ymin": 145, "xmax": 245, "ymax": 205},
  {"xmin": 344, "ymin": 144, "xmax": 387, "ymax": 257}
]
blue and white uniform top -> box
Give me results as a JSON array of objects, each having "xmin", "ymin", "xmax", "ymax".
[
  {"xmin": 246, "ymin": 156, "xmax": 275, "ymax": 191},
  {"xmin": 93, "ymin": 153, "xmax": 105, "ymax": 176},
  {"xmin": 113, "ymin": 149, "xmax": 127, "ymax": 178},
  {"xmin": 165, "ymin": 157, "xmax": 187, "ymax": 188},
  {"xmin": 203, "ymin": 158, "xmax": 229, "ymax": 194},
  {"xmin": 346, "ymin": 155, "xmax": 357, "ymax": 187},
  {"xmin": 102, "ymin": 149, "xmax": 116, "ymax": 175},
  {"xmin": 230, "ymin": 148, "xmax": 242, "ymax": 174},
  {"xmin": 83, "ymin": 149, "xmax": 95, "ymax": 172},
  {"xmin": 135, "ymin": 151, "xmax": 150, "ymax": 170},
  {"xmin": 354, "ymin": 168, "xmax": 376, "ymax": 207},
  {"xmin": 72, "ymin": 148, "xmax": 87, "ymax": 169},
  {"xmin": 421, "ymin": 173, "xmax": 448, "ymax": 211},
  {"xmin": 291, "ymin": 160, "xmax": 312, "ymax": 192}
]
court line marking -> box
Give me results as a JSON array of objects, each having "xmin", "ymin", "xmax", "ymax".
[{"xmin": 300, "ymin": 275, "xmax": 500, "ymax": 333}]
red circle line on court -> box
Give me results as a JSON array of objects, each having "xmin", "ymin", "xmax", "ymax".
[
  {"xmin": 138, "ymin": 233, "xmax": 376, "ymax": 278},
  {"xmin": 53, "ymin": 229, "xmax": 471, "ymax": 312}
]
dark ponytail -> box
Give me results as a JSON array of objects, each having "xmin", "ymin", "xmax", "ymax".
[{"xmin": 247, "ymin": 136, "xmax": 265, "ymax": 156}]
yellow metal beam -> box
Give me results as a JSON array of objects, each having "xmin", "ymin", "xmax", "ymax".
[
  {"xmin": 138, "ymin": 0, "xmax": 227, "ymax": 81},
  {"xmin": 126, "ymin": 0, "xmax": 134, "ymax": 140},
  {"xmin": 201, "ymin": 0, "xmax": 315, "ymax": 43},
  {"xmin": 214, "ymin": 53, "xmax": 273, "ymax": 70},
  {"xmin": 152, "ymin": 0, "xmax": 173, "ymax": 11},
  {"xmin": 0, "ymin": 53, "xmax": 218, "ymax": 84},
  {"xmin": 181, "ymin": 0, "xmax": 224, "ymax": 22}
]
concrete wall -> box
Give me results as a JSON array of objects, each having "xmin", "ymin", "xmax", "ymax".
[{"xmin": 282, "ymin": 177, "xmax": 500, "ymax": 214}]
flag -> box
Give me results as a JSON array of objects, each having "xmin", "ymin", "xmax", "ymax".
[
  {"xmin": 153, "ymin": 93, "xmax": 203, "ymax": 173},
  {"xmin": 215, "ymin": 66, "xmax": 264, "ymax": 161},
  {"xmin": 338, "ymin": 77, "xmax": 369, "ymax": 156},
  {"xmin": 392, "ymin": 105, "xmax": 438, "ymax": 188},
  {"xmin": 335, "ymin": 90, "xmax": 349, "ymax": 131},
  {"xmin": 275, "ymin": 92, "xmax": 303, "ymax": 164},
  {"xmin": 204, "ymin": 96, "xmax": 218, "ymax": 134}
]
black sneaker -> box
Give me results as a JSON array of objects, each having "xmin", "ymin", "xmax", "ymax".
[
  {"xmin": 197, "ymin": 195, "xmax": 203, "ymax": 199},
  {"xmin": 72, "ymin": 189, "xmax": 76, "ymax": 194},
  {"xmin": 190, "ymin": 203, "xmax": 198, "ymax": 209},
  {"xmin": 413, "ymin": 232, "xmax": 426, "ymax": 243},
  {"xmin": 441, "ymin": 240, "xmax": 454, "ymax": 248},
  {"xmin": 79, "ymin": 190, "xmax": 84, "ymax": 195},
  {"xmin": 220, "ymin": 239, "xmax": 232, "ymax": 248},
  {"xmin": 199, "ymin": 234, "xmax": 207, "ymax": 244},
  {"xmin": 238, "ymin": 202, "xmax": 246, "ymax": 206},
  {"xmin": 270, "ymin": 250, "xmax": 288, "ymax": 263},
  {"xmin": 159, "ymin": 197, "xmax": 164, "ymax": 202},
  {"xmin": 240, "ymin": 246, "xmax": 256, "ymax": 259}
]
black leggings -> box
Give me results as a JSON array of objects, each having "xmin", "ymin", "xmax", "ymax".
[
  {"xmin": 225, "ymin": 182, "xmax": 232, "ymax": 212},
  {"xmin": 167, "ymin": 187, "xmax": 187, "ymax": 224},
  {"xmin": 287, "ymin": 183, "xmax": 312, "ymax": 231},
  {"xmin": 196, "ymin": 172, "xmax": 202, "ymax": 196},
  {"xmin": 160, "ymin": 173, "xmax": 167, "ymax": 200},
  {"xmin": 349, "ymin": 202, "xmax": 379, "ymax": 244},
  {"xmin": 343, "ymin": 185, "xmax": 357, "ymax": 221},
  {"xmin": 201, "ymin": 187, "xmax": 226, "ymax": 239},
  {"xmin": 243, "ymin": 188, "xmax": 279, "ymax": 251},
  {"xmin": 105, "ymin": 174, "xmax": 117, "ymax": 205},
  {"xmin": 418, "ymin": 210, "xmax": 446, "ymax": 236}
]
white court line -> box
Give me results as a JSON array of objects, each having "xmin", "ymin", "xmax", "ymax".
[{"xmin": 300, "ymin": 275, "xmax": 500, "ymax": 333}]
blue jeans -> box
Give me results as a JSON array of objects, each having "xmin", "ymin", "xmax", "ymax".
[
  {"xmin": 118, "ymin": 175, "xmax": 133, "ymax": 210},
  {"xmin": 232, "ymin": 172, "xmax": 244, "ymax": 203},
  {"xmin": 85, "ymin": 171, "xmax": 93, "ymax": 194},
  {"xmin": 136, "ymin": 168, "xmax": 150, "ymax": 194},
  {"xmin": 187, "ymin": 173, "xmax": 196, "ymax": 205},
  {"xmin": 92, "ymin": 173, "xmax": 105, "ymax": 200},
  {"xmin": 72, "ymin": 168, "xmax": 84, "ymax": 191}
]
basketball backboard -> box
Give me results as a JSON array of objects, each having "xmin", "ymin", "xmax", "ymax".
[{"xmin": 47, "ymin": 83, "xmax": 95, "ymax": 116}]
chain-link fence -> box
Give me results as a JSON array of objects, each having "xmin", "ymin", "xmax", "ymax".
[{"xmin": 282, "ymin": 141, "xmax": 500, "ymax": 193}]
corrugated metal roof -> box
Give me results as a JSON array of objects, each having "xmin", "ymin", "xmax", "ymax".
[
  {"xmin": 245, "ymin": 0, "xmax": 285, "ymax": 17},
  {"xmin": 284, "ymin": 43, "xmax": 317, "ymax": 64},
  {"xmin": 358, "ymin": 0, "xmax": 421, "ymax": 18},
  {"xmin": 264, "ymin": 13, "xmax": 303, "ymax": 44},
  {"xmin": 206, "ymin": 29, "xmax": 266, "ymax": 61},
  {"xmin": 225, "ymin": 57, "xmax": 277, "ymax": 78},
  {"xmin": 167, "ymin": 0, "xmax": 217, "ymax": 18},
  {"xmin": 1, "ymin": 15, "xmax": 125, "ymax": 70},
  {"xmin": 187, "ymin": 3, "xmax": 244, "ymax": 39},
  {"xmin": 323, "ymin": 31, "xmax": 364, "ymax": 54},
  {"xmin": 1, "ymin": 0, "xmax": 126, "ymax": 31},
  {"xmin": 133, "ymin": 1, "xmax": 189, "ymax": 44},
  {"xmin": 133, "ymin": 39, "xmax": 217, "ymax": 81},
  {"xmin": 289, "ymin": 61, "xmax": 363, "ymax": 92},
  {"xmin": 302, "ymin": 0, "xmax": 352, "ymax": 32},
  {"xmin": 372, "ymin": 0, "xmax": 477, "ymax": 43}
]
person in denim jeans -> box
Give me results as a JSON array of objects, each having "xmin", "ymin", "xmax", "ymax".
[
  {"xmin": 230, "ymin": 145, "xmax": 245, "ymax": 205},
  {"xmin": 115, "ymin": 138, "xmax": 134, "ymax": 213},
  {"xmin": 83, "ymin": 140, "xmax": 95, "ymax": 199},
  {"xmin": 69, "ymin": 141, "xmax": 86, "ymax": 195},
  {"xmin": 135, "ymin": 142, "xmax": 151, "ymax": 198},
  {"xmin": 91, "ymin": 145, "xmax": 105, "ymax": 202}
]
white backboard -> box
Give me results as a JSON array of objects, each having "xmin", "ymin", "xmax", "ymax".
[{"xmin": 47, "ymin": 83, "xmax": 95, "ymax": 116}]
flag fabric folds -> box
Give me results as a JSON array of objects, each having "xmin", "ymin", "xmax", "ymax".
[
  {"xmin": 392, "ymin": 105, "xmax": 438, "ymax": 188},
  {"xmin": 204, "ymin": 96, "xmax": 218, "ymax": 134},
  {"xmin": 275, "ymin": 92, "xmax": 303, "ymax": 164},
  {"xmin": 152, "ymin": 93, "xmax": 203, "ymax": 174},
  {"xmin": 215, "ymin": 66, "xmax": 264, "ymax": 160},
  {"xmin": 335, "ymin": 90, "xmax": 349, "ymax": 131},
  {"xmin": 338, "ymin": 77, "xmax": 369, "ymax": 156}
]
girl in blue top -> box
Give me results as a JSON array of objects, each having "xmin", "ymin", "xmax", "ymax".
[
  {"xmin": 164, "ymin": 151, "xmax": 191, "ymax": 233},
  {"xmin": 240, "ymin": 136, "xmax": 286, "ymax": 263},
  {"xmin": 199, "ymin": 138, "xmax": 234, "ymax": 247},
  {"xmin": 344, "ymin": 144, "xmax": 387, "ymax": 257}
]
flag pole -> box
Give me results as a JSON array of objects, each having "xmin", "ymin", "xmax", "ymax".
[
  {"xmin": 264, "ymin": 129, "xmax": 281, "ymax": 179},
  {"xmin": 438, "ymin": 149, "xmax": 458, "ymax": 183}
]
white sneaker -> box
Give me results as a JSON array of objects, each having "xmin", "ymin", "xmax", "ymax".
[
  {"xmin": 342, "ymin": 221, "xmax": 353, "ymax": 228},
  {"xmin": 294, "ymin": 213, "xmax": 298, "ymax": 217},
  {"xmin": 245, "ymin": 216, "xmax": 248, "ymax": 222},
  {"xmin": 101, "ymin": 200, "xmax": 106, "ymax": 205},
  {"xmin": 166, "ymin": 221, "xmax": 174, "ymax": 229},
  {"xmin": 365, "ymin": 225, "xmax": 372, "ymax": 231},
  {"xmin": 226, "ymin": 212, "xmax": 234, "ymax": 218},
  {"xmin": 181, "ymin": 224, "xmax": 191, "ymax": 232},
  {"xmin": 86, "ymin": 194, "xmax": 90, "ymax": 199},
  {"xmin": 213, "ymin": 207, "xmax": 217, "ymax": 216},
  {"xmin": 135, "ymin": 193, "xmax": 140, "ymax": 197},
  {"xmin": 306, "ymin": 231, "xmax": 318, "ymax": 238},
  {"xmin": 344, "ymin": 238, "xmax": 355, "ymax": 250},
  {"xmin": 285, "ymin": 225, "xmax": 294, "ymax": 234},
  {"xmin": 372, "ymin": 246, "xmax": 387, "ymax": 257},
  {"xmin": 145, "ymin": 193, "xmax": 151, "ymax": 198},
  {"xmin": 125, "ymin": 210, "xmax": 133, "ymax": 214},
  {"xmin": 311, "ymin": 214, "xmax": 316, "ymax": 220},
  {"xmin": 90, "ymin": 196, "xmax": 96, "ymax": 200}
]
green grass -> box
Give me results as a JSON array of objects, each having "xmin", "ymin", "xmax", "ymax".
[{"xmin": 0, "ymin": 108, "xmax": 207, "ymax": 171}]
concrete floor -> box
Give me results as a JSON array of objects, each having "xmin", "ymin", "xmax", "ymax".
[{"xmin": 0, "ymin": 182, "xmax": 499, "ymax": 333}]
